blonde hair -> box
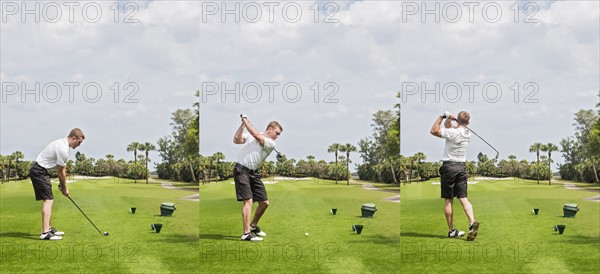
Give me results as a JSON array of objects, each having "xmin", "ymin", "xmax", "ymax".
[
  {"xmin": 266, "ymin": 121, "xmax": 282, "ymax": 132},
  {"xmin": 457, "ymin": 111, "xmax": 470, "ymax": 125},
  {"xmin": 68, "ymin": 128, "xmax": 85, "ymax": 139}
]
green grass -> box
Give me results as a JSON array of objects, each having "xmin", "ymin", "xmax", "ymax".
[
  {"xmin": 199, "ymin": 178, "xmax": 401, "ymax": 273},
  {"xmin": 399, "ymin": 178, "xmax": 600, "ymax": 273},
  {"xmin": 5, "ymin": 176, "xmax": 596, "ymax": 273},
  {"xmin": 0, "ymin": 177, "xmax": 199, "ymax": 273}
]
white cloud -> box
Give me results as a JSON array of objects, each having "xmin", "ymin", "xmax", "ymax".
[
  {"xmin": 1, "ymin": 2, "xmax": 200, "ymax": 160},
  {"xmin": 2, "ymin": 0, "xmax": 598, "ymax": 170}
]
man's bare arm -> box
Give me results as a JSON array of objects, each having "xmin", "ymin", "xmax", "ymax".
[
  {"xmin": 444, "ymin": 115, "xmax": 455, "ymax": 129},
  {"xmin": 57, "ymin": 165, "xmax": 69, "ymax": 197},
  {"xmin": 242, "ymin": 117, "xmax": 265, "ymax": 146},
  {"xmin": 233, "ymin": 123, "xmax": 246, "ymax": 144},
  {"xmin": 430, "ymin": 116, "xmax": 444, "ymax": 138}
]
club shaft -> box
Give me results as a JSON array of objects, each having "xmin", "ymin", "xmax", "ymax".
[
  {"xmin": 68, "ymin": 196, "xmax": 103, "ymax": 235},
  {"xmin": 453, "ymin": 118, "xmax": 499, "ymax": 158},
  {"xmin": 464, "ymin": 125, "xmax": 499, "ymax": 157}
]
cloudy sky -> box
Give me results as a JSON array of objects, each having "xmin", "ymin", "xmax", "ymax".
[
  {"xmin": 2, "ymin": 1, "xmax": 598, "ymax": 172},
  {"xmin": 1, "ymin": 1, "xmax": 200, "ymax": 163},
  {"xmin": 199, "ymin": 0, "xmax": 599, "ymax": 171}
]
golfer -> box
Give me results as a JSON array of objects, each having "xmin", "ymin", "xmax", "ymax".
[
  {"xmin": 233, "ymin": 115, "xmax": 282, "ymax": 241},
  {"xmin": 430, "ymin": 111, "xmax": 479, "ymax": 241},
  {"xmin": 30, "ymin": 128, "xmax": 84, "ymax": 240}
]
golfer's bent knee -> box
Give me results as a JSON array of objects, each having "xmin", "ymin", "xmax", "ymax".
[{"xmin": 260, "ymin": 200, "xmax": 269, "ymax": 207}]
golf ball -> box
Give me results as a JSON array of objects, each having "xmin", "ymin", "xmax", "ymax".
[
  {"xmin": 103, "ymin": 232, "xmax": 109, "ymax": 236},
  {"xmin": 305, "ymin": 232, "xmax": 309, "ymax": 236}
]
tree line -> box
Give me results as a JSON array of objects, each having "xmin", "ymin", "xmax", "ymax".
[
  {"xmin": 0, "ymin": 148, "xmax": 154, "ymax": 184},
  {"xmin": 5, "ymin": 92, "xmax": 595, "ymax": 185},
  {"xmin": 372, "ymin": 149, "xmax": 558, "ymax": 185},
  {"xmin": 199, "ymin": 149, "xmax": 358, "ymax": 185},
  {"xmin": 558, "ymin": 92, "xmax": 600, "ymax": 183},
  {"xmin": 200, "ymin": 94, "xmax": 401, "ymax": 185},
  {"xmin": 1, "ymin": 92, "xmax": 200, "ymax": 184},
  {"xmin": 400, "ymin": 92, "xmax": 599, "ymax": 185}
]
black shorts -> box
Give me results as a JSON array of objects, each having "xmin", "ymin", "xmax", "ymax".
[
  {"xmin": 30, "ymin": 162, "xmax": 53, "ymax": 201},
  {"xmin": 234, "ymin": 163, "xmax": 268, "ymax": 202},
  {"xmin": 439, "ymin": 161, "xmax": 468, "ymax": 199}
]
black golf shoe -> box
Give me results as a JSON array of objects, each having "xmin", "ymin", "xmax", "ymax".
[
  {"xmin": 448, "ymin": 228, "xmax": 465, "ymax": 238},
  {"xmin": 467, "ymin": 221, "xmax": 480, "ymax": 241},
  {"xmin": 40, "ymin": 231, "xmax": 62, "ymax": 240},
  {"xmin": 49, "ymin": 227, "xmax": 65, "ymax": 236},
  {"xmin": 241, "ymin": 233, "xmax": 263, "ymax": 241},
  {"xmin": 250, "ymin": 225, "xmax": 267, "ymax": 237}
]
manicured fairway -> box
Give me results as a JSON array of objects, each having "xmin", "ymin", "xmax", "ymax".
[
  {"xmin": 199, "ymin": 178, "xmax": 401, "ymax": 273},
  {"xmin": 399, "ymin": 178, "xmax": 600, "ymax": 273},
  {"xmin": 0, "ymin": 177, "xmax": 199, "ymax": 273}
]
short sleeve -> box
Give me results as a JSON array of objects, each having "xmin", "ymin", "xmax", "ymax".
[
  {"xmin": 55, "ymin": 146, "xmax": 69, "ymax": 167},
  {"xmin": 263, "ymin": 138, "xmax": 276, "ymax": 150},
  {"xmin": 441, "ymin": 128, "xmax": 459, "ymax": 142}
]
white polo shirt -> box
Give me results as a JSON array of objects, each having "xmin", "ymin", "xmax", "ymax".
[
  {"xmin": 441, "ymin": 127, "xmax": 471, "ymax": 162},
  {"xmin": 237, "ymin": 133, "xmax": 276, "ymax": 170},
  {"xmin": 36, "ymin": 138, "xmax": 70, "ymax": 169}
]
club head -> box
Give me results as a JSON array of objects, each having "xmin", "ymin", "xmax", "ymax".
[{"xmin": 274, "ymin": 148, "xmax": 284, "ymax": 161}]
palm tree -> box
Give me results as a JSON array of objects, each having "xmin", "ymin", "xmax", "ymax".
[
  {"xmin": 508, "ymin": 155, "xmax": 518, "ymax": 178},
  {"xmin": 384, "ymin": 157, "xmax": 399, "ymax": 184},
  {"xmin": 263, "ymin": 160, "xmax": 275, "ymax": 182},
  {"xmin": 341, "ymin": 144, "xmax": 357, "ymax": 185},
  {"xmin": 188, "ymin": 157, "xmax": 198, "ymax": 184},
  {"xmin": 6, "ymin": 154, "xmax": 13, "ymax": 182},
  {"xmin": 106, "ymin": 154, "xmax": 115, "ymax": 177},
  {"xmin": 206, "ymin": 155, "xmax": 214, "ymax": 183},
  {"xmin": 400, "ymin": 155, "xmax": 408, "ymax": 184},
  {"xmin": 540, "ymin": 144, "xmax": 548, "ymax": 181},
  {"xmin": 127, "ymin": 142, "xmax": 140, "ymax": 183},
  {"xmin": 529, "ymin": 143, "xmax": 543, "ymax": 184},
  {"xmin": 211, "ymin": 152, "xmax": 225, "ymax": 182},
  {"xmin": 199, "ymin": 155, "xmax": 209, "ymax": 184},
  {"xmin": 407, "ymin": 155, "xmax": 415, "ymax": 184},
  {"xmin": 545, "ymin": 143, "xmax": 558, "ymax": 185},
  {"xmin": 467, "ymin": 161, "xmax": 477, "ymax": 182},
  {"xmin": 66, "ymin": 160, "xmax": 75, "ymax": 181},
  {"xmin": 327, "ymin": 143, "xmax": 342, "ymax": 185},
  {"xmin": 140, "ymin": 142, "xmax": 156, "ymax": 184},
  {"xmin": 413, "ymin": 152, "xmax": 426, "ymax": 183},
  {"xmin": 338, "ymin": 155, "xmax": 347, "ymax": 181},
  {"xmin": 12, "ymin": 151, "xmax": 24, "ymax": 180},
  {"xmin": 306, "ymin": 155, "xmax": 316, "ymax": 179}
]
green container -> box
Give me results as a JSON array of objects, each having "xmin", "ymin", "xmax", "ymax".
[
  {"xmin": 563, "ymin": 203, "xmax": 579, "ymax": 218},
  {"xmin": 361, "ymin": 203, "xmax": 377, "ymax": 218},
  {"xmin": 160, "ymin": 202, "xmax": 176, "ymax": 216}
]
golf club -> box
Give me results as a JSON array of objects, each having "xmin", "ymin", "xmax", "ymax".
[
  {"xmin": 273, "ymin": 148, "xmax": 286, "ymax": 164},
  {"xmin": 463, "ymin": 124, "xmax": 499, "ymax": 160},
  {"xmin": 61, "ymin": 186, "xmax": 108, "ymax": 236},
  {"xmin": 239, "ymin": 114, "xmax": 284, "ymax": 159},
  {"xmin": 445, "ymin": 113, "xmax": 500, "ymax": 160}
]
